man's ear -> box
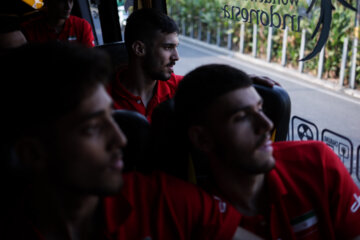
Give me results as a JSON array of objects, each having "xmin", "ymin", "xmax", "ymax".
[
  {"xmin": 188, "ymin": 126, "xmax": 213, "ymax": 154},
  {"xmin": 131, "ymin": 41, "xmax": 146, "ymax": 57},
  {"xmin": 14, "ymin": 137, "xmax": 48, "ymax": 173}
]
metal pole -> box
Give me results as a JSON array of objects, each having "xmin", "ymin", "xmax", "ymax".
[
  {"xmin": 216, "ymin": 23, "xmax": 221, "ymax": 46},
  {"xmin": 266, "ymin": 27, "xmax": 273, "ymax": 62},
  {"xmin": 317, "ymin": 47, "xmax": 325, "ymax": 79},
  {"xmin": 190, "ymin": 21, "xmax": 194, "ymax": 38},
  {"xmin": 239, "ymin": 23, "xmax": 245, "ymax": 53},
  {"xmin": 350, "ymin": 38, "xmax": 358, "ymax": 88},
  {"xmin": 177, "ymin": 19, "xmax": 180, "ymax": 31},
  {"xmin": 182, "ymin": 19, "xmax": 186, "ymax": 36},
  {"xmin": 281, "ymin": 26, "xmax": 288, "ymax": 67},
  {"xmin": 227, "ymin": 23, "xmax": 232, "ymax": 50},
  {"xmin": 206, "ymin": 29, "xmax": 211, "ymax": 44},
  {"xmin": 339, "ymin": 37, "xmax": 349, "ymax": 87},
  {"xmin": 349, "ymin": 0, "xmax": 360, "ymax": 88},
  {"xmin": 299, "ymin": 29, "xmax": 306, "ymax": 72},
  {"xmin": 252, "ymin": 24, "xmax": 258, "ymax": 58},
  {"xmin": 198, "ymin": 18, "xmax": 202, "ymax": 40}
]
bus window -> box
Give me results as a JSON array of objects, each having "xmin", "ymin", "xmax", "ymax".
[
  {"xmin": 22, "ymin": 0, "xmax": 357, "ymax": 186},
  {"xmin": 89, "ymin": 1, "xmax": 103, "ymax": 45},
  {"xmin": 87, "ymin": 0, "xmax": 133, "ymax": 45},
  {"xmin": 81, "ymin": 0, "xmax": 360, "ymax": 187},
  {"xmin": 2, "ymin": 1, "xmax": 360, "ymax": 239},
  {"xmin": 165, "ymin": 0, "xmax": 360, "ymax": 187}
]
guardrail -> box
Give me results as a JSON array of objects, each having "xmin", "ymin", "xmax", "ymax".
[{"xmin": 170, "ymin": 10, "xmax": 359, "ymax": 91}]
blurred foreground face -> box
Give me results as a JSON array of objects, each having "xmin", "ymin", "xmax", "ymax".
[
  {"xmin": 0, "ymin": 31, "xmax": 27, "ymax": 49},
  {"xmin": 48, "ymin": 84, "xmax": 127, "ymax": 196},
  {"xmin": 205, "ymin": 86, "xmax": 276, "ymax": 174}
]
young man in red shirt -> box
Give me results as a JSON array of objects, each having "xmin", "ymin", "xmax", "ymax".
[
  {"xmin": 21, "ymin": 0, "xmax": 95, "ymax": 47},
  {"xmin": 0, "ymin": 43, "xmax": 261, "ymax": 240},
  {"xmin": 174, "ymin": 64, "xmax": 360, "ymax": 239},
  {"xmin": 108, "ymin": 8, "xmax": 278, "ymax": 122},
  {"xmin": 107, "ymin": 8, "xmax": 182, "ymax": 122}
]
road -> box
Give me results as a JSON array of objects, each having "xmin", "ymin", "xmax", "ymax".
[{"xmin": 174, "ymin": 37, "xmax": 360, "ymax": 185}]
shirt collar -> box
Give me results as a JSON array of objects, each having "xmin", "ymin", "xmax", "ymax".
[
  {"xmin": 103, "ymin": 193, "xmax": 132, "ymax": 234},
  {"xmin": 112, "ymin": 67, "xmax": 171, "ymax": 104},
  {"xmin": 267, "ymin": 167, "xmax": 288, "ymax": 198}
]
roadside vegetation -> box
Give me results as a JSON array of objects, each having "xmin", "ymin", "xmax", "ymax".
[{"xmin": 168, "ymin": 0, "xmax": 359, "ymax": 88}]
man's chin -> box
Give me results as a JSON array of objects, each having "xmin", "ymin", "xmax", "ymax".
[
  {"xmin": 250, "ymin": 153, "xmax": 276, "ymax": 174},
  {"xmin": 156, "ymin": 73, "xmax": 172, "ymax": 81},
  {"xmin": 262, "ymin": 155, "xmax": 276, "ymax": 172}
]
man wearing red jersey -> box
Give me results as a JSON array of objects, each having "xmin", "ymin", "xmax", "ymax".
[
  {"xmin": 107, "ymin": 8, "xmax": 181, "ymax": 122},
  {"xmin": 108, "ymin": 8, "xmax": 278, "ymax": 122},
  {"xmin": 0, "ymin": 43, "xmax": 261, "ymax": 240},
  {"xmin": 21, "ymin": 0, "xmax": 95, "ymax": 47},
  {"xmin": 174, "ymin": 64, "xmax": 360, "ymax": 239}
]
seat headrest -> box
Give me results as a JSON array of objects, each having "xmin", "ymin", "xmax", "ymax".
[
  {"xmin": 95, "ymin": 41, "xmax": 128, "ymax": 69},
  {"xmin": 254, "ymin": 84, "xmax": 291, "ymax": 141},
  {"xmin": 149, "ymin": 84, "xmax": 291, "ymax": 183},
  {"xmin": 113, "ymin": 109, "xmax": 151, "ymax": 173}
]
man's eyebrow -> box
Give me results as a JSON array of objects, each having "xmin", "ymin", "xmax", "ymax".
[
  {"xmin": 77, "ymin": 102, "xmax": 113, "ymax": 124},
  {"xmin": 162, "ymin": 43, "xmax": 178, "ymax": 47},
  {"xmin": 225, "ymin": 106, "xmax": 251, "ymax": 118},
  {"xmin": 225, "ymin": 99, "xmax": 263, "ymax": 117},
  {"xmin": 77, "ymin": 110, "xmax": 106, "ymax": 124}
]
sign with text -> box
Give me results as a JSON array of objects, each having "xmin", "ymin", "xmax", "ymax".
[
  {"xmin": 221, "ymin": 0, "xmax": 357, "ymax": 60},
  {"xmin": 321, "ymin": 129, "xmax": 353, "ymax": 174}
]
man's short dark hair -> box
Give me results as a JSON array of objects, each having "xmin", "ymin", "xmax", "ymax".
[
  {"xmin": 1, "ymin": 41, "xmax": 112, "ymax": 141},
  {"xmin": 124, "ymin": 8, "xmax": 179, "ymax": 53},
  {"xmin": 174, "ymin": 64, "xmax": 253, "ymax": 130}
]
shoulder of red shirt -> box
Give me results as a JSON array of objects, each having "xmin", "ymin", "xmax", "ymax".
[
  {"xmin": 68, "ymin": 15, "xmax": 90, "ymax": 25},
  {"xmin": 157, "ymin": 73, "xmax": 183, "ymax": 98}
]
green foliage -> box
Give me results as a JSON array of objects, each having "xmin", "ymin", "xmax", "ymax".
[{"xmin": 167, "ymin": 0, "xmax": 359, "ymax": 88}]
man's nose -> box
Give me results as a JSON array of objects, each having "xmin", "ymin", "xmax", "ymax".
[
  {"xmin": 171, "ymin": 48, "xmax": 180, "ymax": 61},
  {"xmin": 254, "ymin": 111, "xmax": 274, "ymax": 135},
  {"xmin": 110, "ymin": 119, "xmax": 128, "ymax": 149}
]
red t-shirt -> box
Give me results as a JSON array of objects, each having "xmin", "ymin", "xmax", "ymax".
[
  {"xmin": 21, "ymin": 14, "xmax": 95, "ymax": 47},
  {"xmin": 1, "ymin": 172, "xmax": 241, "ymax": 240},
  {"xmin": 104, "ymin": 171, "xmax": 241, "ymax": 239},
  {"xmin": 237, "ymin": 141, "xmax": 360, "ymax": 239},
  {"xmin": 107, "ymin": 69, "xmax": 183, "ymax": 122}
]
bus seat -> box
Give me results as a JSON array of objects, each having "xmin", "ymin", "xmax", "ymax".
[
  {"xmin": 253, "ymin": 84, "xmax": 291, "ymax": 141},
  {"xmin": 95, "ymin": 41, "xmax": 128, "ymax": 70},
  {"xmin": 112, "ymin": 109, "xmax": 151, "ymax": 173},
  {"xmin": 150, "ymin": 84, "xmax": 292, "ymax": 183},
  {"xmin": 149, "ymin": 99, "xmax": 190, "ymax": 180}
]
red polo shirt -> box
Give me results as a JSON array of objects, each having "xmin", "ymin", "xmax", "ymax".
[
  {"xmin": 21, "ymin": 14, "xmax": 95, "ymax": 47},
  {"xmin": 104, "ymin": 171, "xmax": 241, "ymax": 239},
  {"xmin": 234, "ymin": 141, "xmax": 360, "ymax": 239},
  {"xmin": 108, "ymin": 69, "xmax": 183, "ymax": 122},
  {"xmin": 1, "ymin": 172, "xmax": 241, "ymax": 240}
]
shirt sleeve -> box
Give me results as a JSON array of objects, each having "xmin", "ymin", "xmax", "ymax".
[
  {"xmin": 323, "ymin": 143, "xmax": 360, "ymax": 239},
  {"xmin": 80, "ymin": 19, "xmax": 95, "ymax": 47},
  {"xmin": 162, "ymin": 172, "xmax": 241, "ymax": 240}
]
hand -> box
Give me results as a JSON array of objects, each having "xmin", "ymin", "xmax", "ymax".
[{"xmin": 249, "ymin": 74, "xmax": 281, "ymax": 88}]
